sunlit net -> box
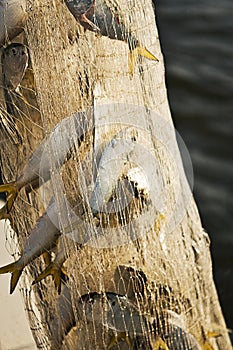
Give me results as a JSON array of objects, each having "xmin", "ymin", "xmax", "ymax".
[{"xmin": 0, "ymin": 0, "xmax": 228, "ymax": 349}]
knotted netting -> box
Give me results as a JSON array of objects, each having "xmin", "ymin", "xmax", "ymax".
[{"xmin": 0, "ymin": 0, "xmax": 231, "ymax": 349}]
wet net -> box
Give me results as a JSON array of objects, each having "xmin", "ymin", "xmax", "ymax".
[{"xmin": 0, "ymin": 0, "xmax": 231, "ymax": 349}]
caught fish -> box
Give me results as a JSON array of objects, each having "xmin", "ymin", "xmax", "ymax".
[
  {"xmin": 0, "ymin": 0, "xmax": 27, "ymax": 46},
  {"xmin": 2, "ymin": 43, "xmax": 28, "ymax": 92},
  {"xmin": 65, "ymin": 0, "xmax": 158, "ymax": 74},
  {"xmin": 90, "ymin": 127, "xmax": 137, "ymax": 215},
  {"xmin": 79, "ymin": 292, "xmax": 202, "ymax": 350},
  {"xmin": 0, "ymin": 108, "xmax": 92, "ymax": 219},
  {"xmin": 0, "ymin": 199, "xmax": 61, "ymax": 294}
]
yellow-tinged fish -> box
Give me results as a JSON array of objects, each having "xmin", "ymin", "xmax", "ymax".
[
  {"xmin": 65, "ymin": 0, "xmax": 158, "ymax": 75},
  {"xmin": 0, "ymin": 200, "xmax": 61, "ymax": 294},
  {"xmin": 0, "ymin": 109, "xmax": 92, "ymax": 219}
]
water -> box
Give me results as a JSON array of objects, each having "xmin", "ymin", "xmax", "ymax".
[{"xmin": 155, "ymin": 0, "xmax": 233, "ymax": 336}]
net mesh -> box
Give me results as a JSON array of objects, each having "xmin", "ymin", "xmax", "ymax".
[{"xmin": 0, "ymin": 0, "xmax": 231, "ymax": 349}]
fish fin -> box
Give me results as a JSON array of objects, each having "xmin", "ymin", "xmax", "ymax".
[
  {"xmin": 0, "ymin": 261, "xmax": 23, "ymax": 294},
  {"xmin": 206, "ymin": 331, "xmax": 222, "ymax": 338},
  {"xmin": 107, "ymin": 332, "xmax": 132, "ymax": 349},
  {"xmin": 0, "ymin": 182, "xmax": 18, "ymax": 218},
  {"xmin": 137, "ymin": 47, "xmax": 159, "ymax": 62},
  {"xmin": 128, "ymin": 47, "xmax": 159, "ymax": 76},
  {"xmin": 0, "ymin": 205, "xmax": 10, "ymax": 220},
  {"xmin": 32, "ymin": 263, "xmax": 67, "ymax": 294},
  {"xmin": 79, "ymin": 14, "xmax": 100, "ymax": 33},
  {"xmin": 151, "ymin": 337, "xmax": 169, "ymax": 350},
  {"xmin": 201, "ymin": 330, "xmax": 222, "ymax": 350},
  {"xmin": 128, "ymin": 50, "xmax": 138, "ymax": 77},
  {"xmin": 201, "ymin": 342, "xmax": 215, "ymax": 350},
  {"xmin": 43, "ymin": 252, "xmax": 52, "ymax": 266}
]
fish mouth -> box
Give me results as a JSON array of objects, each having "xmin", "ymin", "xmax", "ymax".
[
  {"xmin": 80, "ymin": 292, "xmax": 100, "ymax": 312},
  {"xmin": 80, "ymin": 292, "xmax": 101, "ymax": 303}
]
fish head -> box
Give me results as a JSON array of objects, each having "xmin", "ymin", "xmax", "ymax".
[
  {"xmin": 80, "ymin": 292, "xmax": 108, "ymax": 321},
  {"xmin": 79, "ymin": 292, "xmax": 126, "ymax": 326},
  {"xmin": 65, "ymin": 0, "xmax": 93, "ymax": 15},
  {"xmin": 2, "ymin": 43, "xmax": 28, "ymax": 90}
]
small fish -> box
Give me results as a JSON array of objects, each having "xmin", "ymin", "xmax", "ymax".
[
  {"xmin": 0, "ymin": 109, "xmax": 92, "ymax": 219},
  {"xmin": 79, "ymin": 292, "xmax": 152, "ymax": 335},
  {"xmin": 90, "ymin": 127, "xmax": 137, "ymax": 215},
  {"xmin": 2, "ymin": 43, "xmax": 28, "ymax": 91},
  {"xmin": 0, "ymin": 0, "xmax": 27, "ymax": 46},
  {"xmin": 65, "ymin": 0, "xmax": 158, "ymax": 74},
  {"xmin": 79, "ymin": 292, "xmax": 202, "ymax": 350},
  {"xmin": 0, "ymin": 199, "xmax": 61, "ymax": 294}
]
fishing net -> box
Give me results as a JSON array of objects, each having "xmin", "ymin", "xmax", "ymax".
[{"xmin": 0, "ymin": 0, "xmax": 231, "ymax": 349}]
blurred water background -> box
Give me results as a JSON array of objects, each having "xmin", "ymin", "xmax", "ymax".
[{"xmin": 155, "ymin": 0, "xmax": 233, "ymax": 338}]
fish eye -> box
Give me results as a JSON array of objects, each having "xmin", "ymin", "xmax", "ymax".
[
  {"xmin": 88, "ymin": 297, "xmax": 94, "ymax": 304},
  {"xmin": 11, "ymin": 48, "xmax": 17, "ymax": 55}
]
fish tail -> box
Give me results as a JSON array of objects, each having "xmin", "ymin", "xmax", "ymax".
[
  {"xmin": 0, "ymin": 261, "xmax": 23, "ymax": 294},
  {"xmin": 151, "ymin": 337, "xmax": 169, "ymax": 350},
  {"xmin": 128, "ymin": 46, "xmax": 159, "ymax": 76},
  {"xmin": 107, "ymin": 332, "xmax": 133, "ymax": 350},
  {"xmin": 137, "ymin": 46, "xmax": 159, "ymax": 62},
  {"xmin": 201, "ymin": 331, "xmax": 222, "ymax": 350},
  {"xmin": 0, "ymin": 182, "xmax": 18, "ymax": 217},
  {"xmin": 201, "ymin": 342, "xmax": 215, "ymax": 350},
  {"xmin": 32, "ymin": 263, "xmax": 67, "ymax": 294}
]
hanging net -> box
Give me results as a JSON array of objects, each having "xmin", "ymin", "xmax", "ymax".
[{"xmin": 0, "ymin": 0, "xmax": 231, "ymax": 349}]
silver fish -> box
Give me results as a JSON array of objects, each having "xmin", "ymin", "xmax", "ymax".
[
  {"xmin": 79, "ymin": 292, "xmax": 202, "ymax": 350},
  {"xmin": 79, "ymin": 292, "xmax": 152, "ymax": 335},
  {"xmin": 0, "ymin": 0, "xmax": 27, "ymax": 46},
  {"xmin": 0, "ymin": 199, "xmax": 60, "ymax": 294},
  {"xmin": 0, "ymin": 108, "xmax": 92, "ymax": 219},
  {"xmin": 65, "ymin": 0, "xmax": 158, "ymax": 74},
  {"xmin": 90, "ymin": 127, "xmax": 137, "ymax": 215}
]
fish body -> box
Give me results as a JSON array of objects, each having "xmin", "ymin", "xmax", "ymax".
[
  {"xmin": 79, "ymin": 292, "xmax": 152, "ymax": 336},
  {"xmin": 18, "ymin": 109, "xmax": 91, "ymax": 188},
  {"xmin": 65, "ymin": 0, "xmax": 158, "ymax": 74},
  {"xmin": 0, "ymin": 200, "xmax": 60, "ymax": 293},
  {"xmin": 92, "ymin": 0, "xmax": 138, "ymax": 49},
  {"xmin": 2, "ymin": 43, "xmax": 28, "ymax": 91},
  {"xmin": 0, "ymin": 109, "xmax": 92, "ymax": 218},
  {"xmin": 79, "ymin": 292, "xmax": 201, "ymax": 350},
  {"xmin": 90, "ymin": 128, "xmax": 136, "ymax": 215},
  {"xmin": 0, "ymin": 0, "xmax": 27, "ymax": 46},
  {"xmin": 159, "ymin": 324, "xmax": 201, "ymax": 350}
]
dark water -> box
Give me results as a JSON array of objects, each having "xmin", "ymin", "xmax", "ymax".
[{"xmin": 155, "ymin": 0, "xmax": 233, "ymax": 336}]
